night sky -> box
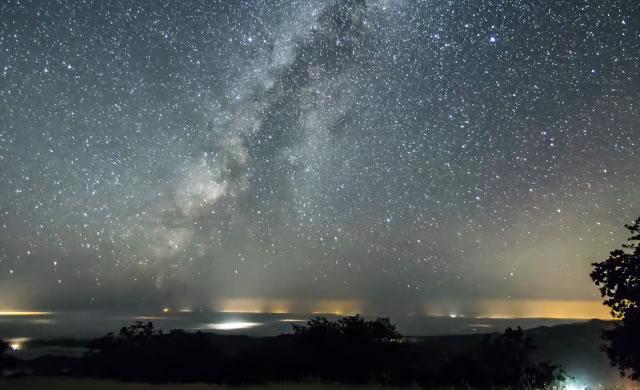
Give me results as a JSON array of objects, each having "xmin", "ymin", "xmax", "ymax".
[{"xmin": 0, "ymin": 0, "xmax": 639, "ymax": 315}]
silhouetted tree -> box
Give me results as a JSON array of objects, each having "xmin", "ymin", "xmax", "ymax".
[
  {"xmin": 79, "ymin": 315, "xmax": 566, "ymax": 386},
  {"xmin": 292, "ymin": 316, "xmax": 341, "ymax": 340},
  {"xmin": 86, "ymin": 322, "xmax": 219, "ymax": 382},
  {"xmin": 293, "ymin": 315, "xmax": 401, "ymax": 343},
  {"xmin": 290, "ymin": 315, "xmax": 406, "ymax": 384},
  {"xmin": 436, "ymin": 327, "xmax": 563, "ymax": 388},
  {"xmin": 0, "ymin": 339, "xmax": 17, "ymax": 376},
  {"xmin": 119, "ymin": 320, "xmax": 159, "ymax": 338},
  {"xmin": 0, "ymin": 339, "xmax": 8, "ymax": 375},
  {"xmin": 591, "ymin": 217, "xmax": 640, "ymax": 379},
  {"xmin": 366, "ymin": 316, "xmax": 402, "ymax": 342}
]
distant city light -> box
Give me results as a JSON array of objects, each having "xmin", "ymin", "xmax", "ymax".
[
  {"xmin": 207, "ymin": 322, "xmax": 261, "ymax": 331},
  {"xmin": 7, "ymin": 338, "xmax": 29, "ymax": 351},
  {"xmin": 163, "ymin": 308, "xmax": 169, "ymax": 313}
]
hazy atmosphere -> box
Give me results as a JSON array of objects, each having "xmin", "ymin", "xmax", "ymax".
[{"xmin": 1, "ymin": 0, "xmax": 639, "ymax": 317}]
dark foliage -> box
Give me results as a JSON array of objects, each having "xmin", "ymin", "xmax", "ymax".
[
  {"xmin": 0, "ymin": 339, "xmax": 16, "ymax": 375},
  {"xmin": 432, "ymin": 327, "xmax": 563, "ymax": 388},
  {"xmin": 591, "ymin": 217, "xmax": 640, "ymax": 379},
  {"xmin": 0, "ymin": 339, "xmax": 8, "ymax": 374},
  {"xmin": 84, "ymin": 316, "xmax": 407, "ymax": 385},
  {"xmin": 601, "ymin": 311, "xmax": 640, "ymax": 381},
  {"xmin": 79, "ymin": 316, "xmax": 562, "ymax": 387},
  {"xmin": 289, "ymin": 315, "xmax": 409, "ymax": 384},
  {"xmin": 86, "ymin": 321, "xmax": 219, "ymax": 382},
  {"xmin": 292, "ymin": 315, "xmax": 401, "ymax": 342}
]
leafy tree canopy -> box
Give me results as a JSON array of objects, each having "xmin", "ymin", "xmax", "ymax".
[
  {"xmin": 591, "ymin": 216, "xmax": 640, "ymax": 379},
  {"xmin": 591, "ymin": 217, "xmax": 640, "ymax": 318},
  {"xmin": 292, "ymin": 314, "xmax": 402, "ymax": 343}
]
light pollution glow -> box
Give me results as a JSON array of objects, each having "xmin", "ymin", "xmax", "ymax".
[
  {"xmin": 213, "ymin": 298, "xmax": 364, "ymax": 316},
  {"xmin": 422, "ymin": 299, "xmax": 614, "ymax": 320},
  {"xmin": 0, "ymin": 298, "xmax": 614, "ymax": 321},
  {"xmin": 0, "ymin": 311, "xmax": 54, "ymax": 316},
  {"xmin": 210, "ymin": 298, "xmax": 614, "ymax": 320}
]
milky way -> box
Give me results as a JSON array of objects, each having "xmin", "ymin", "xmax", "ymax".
[{"xmin": 0, "ymin": 0, "xmax": 639, "ymax": 312}]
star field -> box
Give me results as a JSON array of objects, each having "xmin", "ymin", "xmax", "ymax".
[{"xmin": 0, "ymin": 0, "xmax": 639, "ymax": 312}]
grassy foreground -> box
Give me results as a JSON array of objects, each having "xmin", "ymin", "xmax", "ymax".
[{"xmin": 0, "ymin": 378, "xmax": 422, "ymax": 390}]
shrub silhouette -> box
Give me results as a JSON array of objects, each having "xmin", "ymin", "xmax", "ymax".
[
  {"xmin": 435, "ymin": 326, "xmax": 563, "ymax": 388},
  {"xmin": 86, "ymin": 321, "xmax": 219, "ymax": 382},
  {"xmin": 290, "ymin": 315, "xmax": 407, "ymax": 384},
  {"xmin": 0, "ymin": 339, "xmax": 16, "ymax": 376},
  {"xmin": 0, "ymin": 339, "xmax": 8, "ymax": 375},
  {"xmin": 293, "ymin": 315, "xmax": 401, "ymax": 343},
  {"xmin": 85, "ymin": 316, "xmax": 407, "ymax": 384},
  {"xmin": 292, "ymin": 316, "xmax": 341, "ymax": 340},
  {"xmin": 82, "ymin": 316, "xmax": 563, "ymax": 387},
  {"xmin": 591, "ymin": 217, "xmax": 640, "ymax": 379}
]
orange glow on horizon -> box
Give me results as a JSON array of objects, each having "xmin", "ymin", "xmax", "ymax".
[
  {"xmin": 423, "ymin": 299, "xmax": 615, "ymax": 320},
  {"xmin": 214, "ymin": 298, "xmax": 613, "ymax": 320},
  {"xmin": 310, "ymin": 299, "xmax": 362, "ymax": 316},
  {"xmin": 0, "ymin": 311, "xmax": 53, "ymax": 316},
  {"xmin": 214, "ymin": 298, "xmax": 296, "ymax": 314},
  {"xmin": 213, "ymin": 298, "xmax": 362, "ymax": 316},
  {"xmin": 0, "ymin": 300, "xmax": 614, "ymax": 321}
]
